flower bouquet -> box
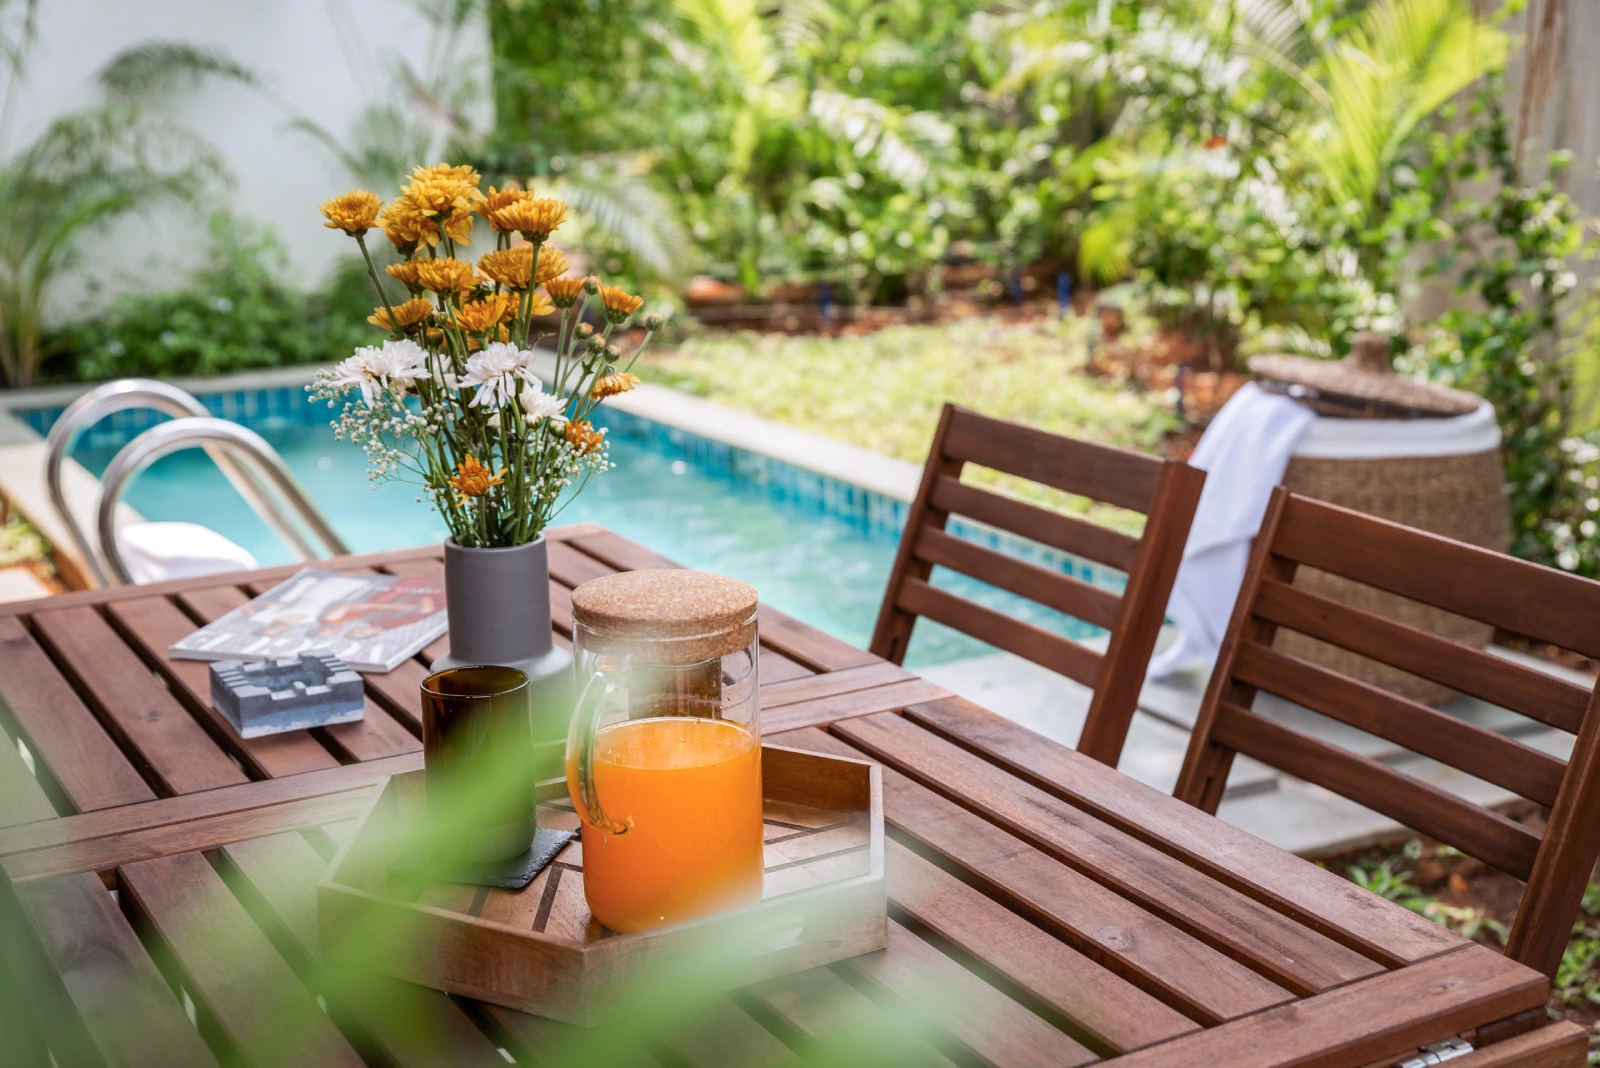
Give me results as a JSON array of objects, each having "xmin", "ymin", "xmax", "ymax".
[
  {"xmin": 312, "ymin": 163, "xmax": 660, "ymax": 549},
  {"xmin": 312, "ymin": 163, "xmax": 661, "ymax": 684}
]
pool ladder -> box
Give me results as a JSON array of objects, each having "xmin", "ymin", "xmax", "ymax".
[{"xmin": 46, "ymin": 379, "xmax": 349, "ymax": 586}]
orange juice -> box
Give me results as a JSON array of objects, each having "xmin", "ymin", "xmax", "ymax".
[{"xmin": 572, "ymin": 717, "xmax": 763, "ymax": 932}]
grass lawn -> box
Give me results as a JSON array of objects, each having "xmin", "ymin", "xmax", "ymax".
[{"xmin": 638, "ymin": 316, "xmax": 1178, "ymax": 527}]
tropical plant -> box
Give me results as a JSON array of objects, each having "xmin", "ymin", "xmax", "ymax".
[
  {"xmin": 102, "ymin": 3, "xmax": 692, "ymax": 287},
  {"xmin": 1010, "ymin": 0, "xmax": 1506, "ymax": 356},
  {"xmin": 98, "ymin": 1, "xmax": 487, "ymax": 192},
  {"xmin": 1294, "ymin": 0, "xmax": 1508, "ymax": 285},
  {"xmin": 492, "ymin": 0, "xmax": 974, "ymax": 299},
  {"xmin": 1406, "ymin": 80, "xmax": 1594, "ymax": 574},
  {"xmin": 0, "ymin": 0, "xmax": 219, "ymax": 387},
  {"xmin": 62, "ymin": 213, "xmax": 373, "ymax": 382}
]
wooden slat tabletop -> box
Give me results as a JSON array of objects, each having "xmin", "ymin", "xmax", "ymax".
[{"xmin": 0, "ymin": 523, "xmax": 1562, "ymax": 1066}]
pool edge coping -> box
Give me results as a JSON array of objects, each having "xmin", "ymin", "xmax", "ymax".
[
  {"xmin": 0, "ymin": 361, "xmax": 924, "ymax": 504},
  {"xmin": 0, "ymin": 363, "xmax": 920, "ymax": 588}
]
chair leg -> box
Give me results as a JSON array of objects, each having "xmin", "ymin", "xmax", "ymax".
[{"xmin": 1175, "ymin": 741, "xmax": 1235, "ymax": 814}]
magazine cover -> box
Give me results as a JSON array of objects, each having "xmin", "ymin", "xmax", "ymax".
[{"xmin": 169, "ymin": 569, "xmax": 447, "ymax": 673}]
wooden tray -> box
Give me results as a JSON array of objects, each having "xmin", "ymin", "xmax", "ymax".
[{"xmin": 318, "ymin": 744, "xmax": 885, "ymax": 1025}]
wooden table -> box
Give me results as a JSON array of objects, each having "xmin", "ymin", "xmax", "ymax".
[{"xmin": 0, "ymin": 524, "xmax": 1573, "ymax": 1067}]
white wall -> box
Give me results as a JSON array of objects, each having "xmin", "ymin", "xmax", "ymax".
[{"xmin": 8, "ymin": 0, "xmax": 490, "ymax": 304}]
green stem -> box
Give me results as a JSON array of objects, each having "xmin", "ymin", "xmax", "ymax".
[
  {"xmin": 525, "ymin": 239, "xmax": 544, "ymax": 348},
  {"xmin": 621, "ymin": 328, "xmax": 658, "ymax": 375},
  {"xmin": 355, "ymin": 234, "xmax": 403, "ymax": 340},
  {"xmin": 553, "ymin": 308, "xmax": 571, "ymax": 392}
]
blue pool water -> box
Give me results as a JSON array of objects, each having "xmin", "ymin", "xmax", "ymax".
[{"xmin": 31, "ymin": 387, "xmax": 1123, "ymax": 668}]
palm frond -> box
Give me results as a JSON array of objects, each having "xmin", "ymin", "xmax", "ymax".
[
  {"xmin": 1078, "ymin": 207, "xmax": 1135, "ymax": 285},
  {"xmin": 1242, "ymin": 323, "xmax": 1334, "ymax": 358},
  {"xmin": 401, "ymin": 0, "xmax": 485, "ymax": 34},
  {"xmin": 808, "ymin": 90, "xmax": 955, "ymax": 189},
  {"xmin": 0, "ymin": 102, "xmax": 217, "ymax": 384},
  {"xmin": 0, "ymin": 0, "xmax": 38, "ymax": 81},
  {"xmin": 98, "ymin": 40, "xmax": 264, "ymax": 98},
  {"xmin": 547, "ymin": 161, "xmax": 695, "ymax": 282},
  {"xmin": 674, "ymin": 0, "xmax": 775, "ymax": 93},
  {"xmin": 774, "ymin": 0, "xmax": 841, "ymax": 59},
  {"xmin": 1309, "ymin": 0, "xmax": 1506, "ymax": 210}
]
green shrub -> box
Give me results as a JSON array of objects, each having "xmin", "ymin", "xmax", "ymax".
[{"xmin": 55, "ymin": 213, "xmax": 374, "ymax": 382}]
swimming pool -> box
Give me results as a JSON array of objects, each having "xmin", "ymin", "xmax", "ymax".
[{"xmin": 21, "ymin": 385, "xmax": 1123, "ymax": 668}]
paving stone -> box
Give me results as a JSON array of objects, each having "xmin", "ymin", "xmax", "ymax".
[{"xmin": 0, "ymin": 566, "xmax": 50, "ymax": 603}]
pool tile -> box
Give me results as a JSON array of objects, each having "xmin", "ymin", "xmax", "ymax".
[{"xmin": 20, "ymin": 382, "xmax": 1126, "ymax": 605}]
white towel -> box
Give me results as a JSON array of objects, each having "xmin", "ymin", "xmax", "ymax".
[
  {"xmin": 119, "ymin": 522, "xmax": 258, "ymax": 585},
  {"xmin": 1147, "ymin": 384, "xmax": 1316, "ymax": 678}
]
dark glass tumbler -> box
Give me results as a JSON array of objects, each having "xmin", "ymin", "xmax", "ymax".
[{"xmin": 421, "ymin": 665, "xmax": 536, "ymax": 864}]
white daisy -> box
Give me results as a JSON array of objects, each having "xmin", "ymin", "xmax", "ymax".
[
  {"xmin": 461, "ymin": 342, "xmax": 536, "ymax": 409},
  {"xmin": 520, "ymin": 384, "xmax": 566, "ymax": 425},
  {"xmin": 330, "ymin": 339, "xmax": 429, "ymax": 406}
]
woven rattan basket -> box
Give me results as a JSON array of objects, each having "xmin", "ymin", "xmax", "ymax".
[
  {"xmin": 1250, "ymin": 334, "xmax": 1509, "ymax": 705},
  {"xmin": 1276, "ymin": 445, "xmax": 1508, "ymax": 705}
]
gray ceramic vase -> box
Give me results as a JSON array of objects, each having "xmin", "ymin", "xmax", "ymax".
[{"xmin": 432, "ymin": 536, "xmax": 573, "ymax": 724}]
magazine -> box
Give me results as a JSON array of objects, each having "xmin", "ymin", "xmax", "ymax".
[{"xmin": 169, "ymin": 568, "xmax": 447, "ymax": 673}]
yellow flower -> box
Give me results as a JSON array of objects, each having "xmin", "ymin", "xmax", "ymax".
[
  {"xmin": 478, "ymin": 184, "xmax": 531, "ymax": 228},
  {"xmin": 447, "ymin": 454, "xmax": 506, "ymax": 504},
  {"xmin": 489, "ymin": 197, "xmax": 569, "ymax": 240},
  {"xmin": 442, "ymin": 209, "xmax": 475, "ymax": 246},
  {"xmin": 385, "ymin": 260, "xmax": 423, "ymax": 289},
  {"xmin": 455, "ymin": 293, "xmax": 515, "ymax": 334},
  {"xmin": 597, "ymin": 284, "xmax": 644, "ymax": 324},
  {"xmin": 411, "ymin": 162, "xmax": 482, "ymax": 187},
  {"xmin": 367, "ymin": 298, "xmax": 435, "ymax": 331},
  {"xmin": 378, "ymin": 194, "xmax": 440, "ymax": 251},
  {"xmin": 534, "ymin": 246, "xmax": 570, "ymax": 285},
  {"xmin": 590, "ymin": 372, "xmax": 640, "ymax": 399},
  {"xmin": 403, "ymin": 168, "xmax": 483, "ymax": 217},
  {"xmin": 414, "ymin": 258, "xmax": 477, "ymax": 295},
  {"xmin": 320, "ymin": 189, "xmax": 382, "ymax": 235},
  {"xmin": 400, "ymin": 165, "xmax": 484, "ymax": 248},
  {"xmin": 543, "ymin": 275, "xmax": 586, "ymax": 309},
  {"xmin": 565, "ymin": 420, "xmax": 605, "ymax": 454},
  {"xmin": 476, "ymin": 247, "xmax": 533, "ymax": 289},
  {"xmin": 527, "ymin": 289, "xmax": 555, "ymax": 317}
]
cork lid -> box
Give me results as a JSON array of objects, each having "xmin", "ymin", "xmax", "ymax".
[
  {"xmin": 571, "ymin": 569, "xmax": 759, "ymax": 661},
  {"xmin": 1249, "ymin": 332, "xmax": 1481, "ymax": 419}
]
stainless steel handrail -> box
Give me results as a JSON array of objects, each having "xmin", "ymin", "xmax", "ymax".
[
  {"xmin": 96, "ymin": 417, "xmax": 350, "ymax": 586},
  {"xmin": 46, "ymin": 379, "xmax": 322, "ymax": 584}
]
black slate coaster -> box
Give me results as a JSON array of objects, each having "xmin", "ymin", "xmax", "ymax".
[{"xmin": 389, "ymin": 827, "xmax": 575, "ymax": 891}]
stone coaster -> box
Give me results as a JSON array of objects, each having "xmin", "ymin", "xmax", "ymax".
[
  {"xmin": 389, "ymin": 827, "xmax": 575, "ymax": 891},
  {"xmin": 210, "ymin": 650, "xmax": 364, "ymax": 738}
]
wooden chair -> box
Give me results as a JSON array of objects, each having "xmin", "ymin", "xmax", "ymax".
[
  {"xmin": 1174, "ymin": 487, "xmax": 1600, "ymax": 981},
  {"xmin": 870, "ymin": 404, "xmax": 1205, "ymax": 766}
]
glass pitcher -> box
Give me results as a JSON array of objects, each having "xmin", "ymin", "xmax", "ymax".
[{"xmin": 566, "ymin": 569, "xmax": 763, "ymax": 933}]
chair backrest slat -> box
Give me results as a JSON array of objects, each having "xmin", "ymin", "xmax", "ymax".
[
  {"xmin": 928, "ymin": 476, "xmax": 1143, "ymax": 572},
  {"xmin": 872, "ymin": 404, "xmax": 1204, "ymax": 766},
  {"xmin": 895, "ymin": 577, "xmax": 1102, "ymax": 688},
  {"xmin": 912, "ymin": 527, "xmax": 1123, "ymax": 631},
  {"xmin": 1233, "ymin": 640, "xmax": 1565, "ymax": 808},
  {"xmin": 940, "ymin": 407, "xmax": 1163, "ymax": 512},
  {"xmin": 1211, "ymin": 701, "xmax": 1544, "ymax": 879},
  {"xmin": 1252, "ymin": 578, "xmax": 1592, "ymax": 734},
  {"xmin": 1274, "ymin": 496, "xmax": 1600, "ymax": 659},
  {"xmin": 1178, "ymin": 487, "xmax": 1600, "ymax": 979}
]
